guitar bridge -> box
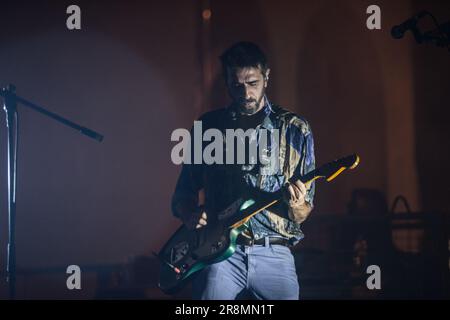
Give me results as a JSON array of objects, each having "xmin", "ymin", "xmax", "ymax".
[{"xmin": 153, "ymin": 251, "xmax": 182, "ymax": 275}]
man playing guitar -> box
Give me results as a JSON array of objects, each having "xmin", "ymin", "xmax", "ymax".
[{"xmin": 171, "ymin": 42, "xmax": 315, "ymax": 300}]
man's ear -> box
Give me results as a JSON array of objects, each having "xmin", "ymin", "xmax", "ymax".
[{"xmin": 264, "ymin": 69, "xmax": 271, "ymax": 87}]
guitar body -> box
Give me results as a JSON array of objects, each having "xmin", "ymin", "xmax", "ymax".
[{"xmin": 158, "ymin": 218, "xmax": 247, "ymax": 294}]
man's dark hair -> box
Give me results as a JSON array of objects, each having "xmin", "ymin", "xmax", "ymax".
[{"xmin": 220, "ymin": 42, "xmax": 268, "ymax": 79}]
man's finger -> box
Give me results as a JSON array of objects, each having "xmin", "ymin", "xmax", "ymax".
[
  {"xmin": 201, "ymin": 212, "xmax": 207, "ymax": 220},
  {"xmin": 291, "ymin": 183, "xmax": 301, "ymax": 200},
  {"xmin": 287, "ymin": 184, "xmax": 297, "ymax": 201},
  {"xmin": 295, "ymin": 180, "xmax": 306, "ymax": 200},
  {"xmin": 294, "ymin": 180, "xmax": 306, "ymax": 196}
]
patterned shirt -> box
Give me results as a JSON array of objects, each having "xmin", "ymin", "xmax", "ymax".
[{"xmin": 171, "ymin": 97, "xmax": 315, "ymax": 245}]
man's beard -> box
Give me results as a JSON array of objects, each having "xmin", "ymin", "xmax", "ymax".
[{"xmin": 236, "ymin": 93, "xmax": 265, "ymax": 115}]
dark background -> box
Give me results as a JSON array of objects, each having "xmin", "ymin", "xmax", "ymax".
[{"xmin": 0, "ymin": 0, "xmax": 449, "ymax": 299}]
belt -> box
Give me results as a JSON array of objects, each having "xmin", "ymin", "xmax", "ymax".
[{"xmin": 235, "ymin": 235, "xmax": 291, "ymax": 247}]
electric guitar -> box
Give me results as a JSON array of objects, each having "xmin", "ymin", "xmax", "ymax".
[{"xmin": 157, "ymin": 154, "xmax": 360, "ymax": 294}]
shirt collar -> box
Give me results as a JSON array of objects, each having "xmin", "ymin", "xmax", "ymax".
[{"xmin": 260, "ymin": 95, "xmax": 275, "ymax": 130}]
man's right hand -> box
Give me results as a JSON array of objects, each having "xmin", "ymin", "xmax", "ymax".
[{"xmin": 184, "ymin": 210, "xmax": 208, "ymax": 230}]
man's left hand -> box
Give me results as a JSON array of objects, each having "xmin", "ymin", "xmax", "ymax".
[
  {"xmin": 283, "ymin": 179, "xmax": 312, "ymax": 223},
  {"xmin": 284, "ymin": 180, "xmax": 307, "ymax": 207}
]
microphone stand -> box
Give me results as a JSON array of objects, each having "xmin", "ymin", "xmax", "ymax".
[
  {"xmin": 406, "ymin": 11, "xmax": 450, "ymax": 51},
  {"xmin": 391, "ymin": 10, "xmax": 450, "ymax": 51},
  {"xmin": 421, "ymin": 20, "xmax": 450, "ymax": 50},
  {"xmin": 0, "ymin": 84, "xmax": 103, "ymax": 299}
]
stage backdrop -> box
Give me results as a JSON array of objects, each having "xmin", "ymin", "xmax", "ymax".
[{"xmin": 0, "ymin": 0, "xmax": 448, "ymax": 298}]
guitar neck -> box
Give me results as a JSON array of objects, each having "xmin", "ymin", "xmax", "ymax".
[
  {"xmin": 227, "ymin": 154, "xmax": 359, "ymax": 229},
  {"xmin": 227, "ymin": 170, "xmax": 321, "ymax": 228},
  {"xmin": 291, "ymin": 168, "xmax": 320, "ymax": 185}
]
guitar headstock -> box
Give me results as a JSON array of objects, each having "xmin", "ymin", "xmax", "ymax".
[{"xmin": 320, "ymin": 154, "xmax": 360, "ymax": 182}]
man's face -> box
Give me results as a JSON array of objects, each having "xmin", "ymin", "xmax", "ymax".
[{"xmin": 226, "ymin": 66, "xmax": 270, "ymax": 115}]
